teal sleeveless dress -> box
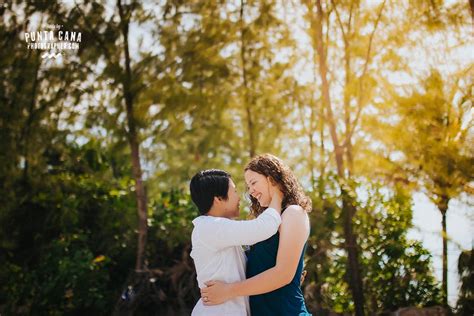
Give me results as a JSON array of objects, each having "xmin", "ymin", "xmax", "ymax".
[{"xmin": 246, "ymin": 232, "xmax": 311, "ymax": 315}]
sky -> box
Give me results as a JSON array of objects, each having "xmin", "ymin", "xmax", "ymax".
[
  {"xmin": 409, "ymin": 193, "xmax": 473, "ymax": 305},
  {"xmin": 21, "ymin": 0, "xmax": 473, "ymax": 307},
  {"xmin": 283, "ymin": 0, "xmax": 473, "ymax": 306},
  {"xmin": 81, "ymin": 0, "xmax": 474, "ymax": 306}
]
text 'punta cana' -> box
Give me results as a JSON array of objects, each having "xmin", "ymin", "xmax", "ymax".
[{"xmin": 24, "ymin": 31, "xmax": 82, "ymax": 43}]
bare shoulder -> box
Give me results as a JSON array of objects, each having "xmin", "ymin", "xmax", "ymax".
[
  {"xmin": 280, "ymin": 205, "xmax": 310, "ymax": 237},
  {"xmin": 281, "ymin": 205, "xmax": 308, "ymax": 221}
]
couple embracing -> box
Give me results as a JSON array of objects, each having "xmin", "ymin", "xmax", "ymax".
[{"xmin": 189, "ymin": 154, "xmax": 312, "ymax": 316}]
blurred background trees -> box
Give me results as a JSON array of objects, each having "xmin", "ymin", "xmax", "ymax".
[{"xmin": 0, "ymin": 0, "xmax": 472, "ymax": 315}]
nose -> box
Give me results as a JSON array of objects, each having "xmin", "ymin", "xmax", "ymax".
[{"xmin": 248, "ymin": 185, "xmax": 255, "ymax": 195}]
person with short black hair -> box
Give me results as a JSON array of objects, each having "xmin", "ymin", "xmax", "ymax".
[
  {"xmin": 201, "ymin": 155, "xmax": 312, "ymax": 315},
  {"xmin": 189, "ymin": 169, "xmax": 283, "ymax": 316}
]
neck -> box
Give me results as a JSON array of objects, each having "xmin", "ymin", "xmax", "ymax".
[{"xmin": 207, "ymin": 208, "xmax": 222, "ymax": 218}]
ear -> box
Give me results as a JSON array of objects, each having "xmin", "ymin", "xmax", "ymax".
[{"xmin": 266, "ymin": 176, "xmax": 276, "ymax": 185}]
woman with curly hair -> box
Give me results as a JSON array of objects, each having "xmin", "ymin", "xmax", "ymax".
[{"xmin": 201, "ymin": 154, "xmax": 312, "ymax": 315}]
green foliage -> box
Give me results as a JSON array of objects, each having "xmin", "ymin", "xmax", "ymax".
[
  {"xmin": 358, "ymin": 185, "xmax": 442, "ymax": 312},
  {"xmin": 3, "ymin": 233, "xmax": 111, "ymax": 315},
  {"xmin": 455, "ymin": 249, "xmax": 474, "ymax": 315},
  {"xmin": 149, "ymin": 190, "xmax": 196, "ymax": 251},
  {"xmin": 0, "ymin": 140, "xmax": 137, "ymax": 315},
  {"xmin": 142, "ymin": 190, "xmax": 200, "ymax": 313},
  {"xmin": 304, "ymin": 179, "xmax": 442, "ymax": 314},
  {"xmin": 303, "ymin": 175, "xmax": 341, "ymax": 311},
  {"xmin": 1, "ymin": 0, "xmax": 471, "ymax": 314}
]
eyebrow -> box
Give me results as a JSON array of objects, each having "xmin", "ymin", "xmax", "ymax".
[{"xmin": 245, "ymin": 177, "xmax": 256, "ymax": 187}]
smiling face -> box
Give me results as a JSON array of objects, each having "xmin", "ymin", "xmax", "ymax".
[
  {"xmin": 245, "ymin": 170, "xmax": 272, "ymax": 207},
  {"xmin": 218, "ymin": 178, "xmax": 241, "ymax": 219}
]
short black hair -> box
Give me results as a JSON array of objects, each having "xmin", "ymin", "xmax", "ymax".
[{"xmin": 189, "ymin": 169, "xmax": 231, "ymax": 215}]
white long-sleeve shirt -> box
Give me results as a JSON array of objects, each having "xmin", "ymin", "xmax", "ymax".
[{"xmin": 190, "ymin": 208, "xmax": 281, "ymax": 316}]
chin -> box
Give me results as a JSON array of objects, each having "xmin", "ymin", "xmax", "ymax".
[{"xmin": 259, "ymin": 199, "xmax": 271, "ymax": 208}]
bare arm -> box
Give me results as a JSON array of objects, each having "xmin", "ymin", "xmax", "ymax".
[
  {"xmin": 200, "ymin": 186, "xmax": 283, "ymax": 249},
  {"xmin": 201, "ymin": 205, "xmax": 310, "ymax": 304},
  {"xmin": 209, "ymin": 203, "xmax": 281, "ymax": 249}
]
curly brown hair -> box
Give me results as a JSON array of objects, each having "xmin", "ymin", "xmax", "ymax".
[{"xmin": 244, "ymin": 154, "xmax": 312, "ymax": 217}]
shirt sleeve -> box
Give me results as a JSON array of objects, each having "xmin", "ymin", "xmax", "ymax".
[{"xmin": 199, "ymin": 208, "xmax": 281, "ymax": 250}]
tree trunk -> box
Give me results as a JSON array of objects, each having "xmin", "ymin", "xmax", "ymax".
[
  {"xmin": 118, "ymin": 0, "xmax": 148, "ymax": 272},
  {"xmin": 341, "ymin": 16, "xmax": 354, "ymax": 176},
  {"xmin": 343, "ymin": 45, "xmax": 355, "ymax": 176},
  {"xmin": 318, "ymin": 99, "xmax": 326, "ymax": 197},
  {"xmin": 308, "ymin": 127, "xmax": 316, "ymax": 191},
  {"xmin": 470, "ymin": 0, "xmax": 474, "ymax": 25},
  {"xmin": 342, "ymin": 190, "xmax": 365, "ymax": 315},
  {"xmin": 437, "ymin": 196, "xmax": 450, "ymax": 307},
  {"xmin": 21, "ymin": 50, "xmax": 41, "ymax": 182},
  {"xmin": 240, "ymin": 0, "xmax": 256, "ymax": 158},
  {"xmin": 311, "ymin": 42, "xmax": 325, "ymax": 196},
  {"xmin": 311, "ymin": 1, "xmax": 365, "ymax": 314},
  {"xmin": 297, "ymin": 95, "xmax": 317, "ymax": 191}
]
